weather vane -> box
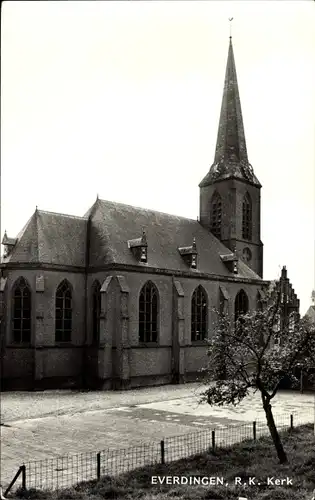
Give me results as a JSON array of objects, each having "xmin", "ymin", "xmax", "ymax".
[{"xmin": 229, "ymin": 17, "xmax": 234, "ymax": 38}]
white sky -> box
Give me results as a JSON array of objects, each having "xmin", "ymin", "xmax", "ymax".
[{"xmin": 1, "ymin": 1, "xmax": 315, "ymax": 315}]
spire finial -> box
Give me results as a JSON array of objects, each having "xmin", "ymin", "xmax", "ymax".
[{"xmin": 228, "ymin": 17, "xmax": 233, "ymax": 39}]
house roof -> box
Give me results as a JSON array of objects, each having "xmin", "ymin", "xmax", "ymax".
[{"xmin": 87, "ymin": 198, "xmax": 261, "ymax": 280}]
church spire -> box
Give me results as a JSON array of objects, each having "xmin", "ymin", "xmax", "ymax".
[{"xmin": 199, "ymin": 36, "xmax": 260, "ymax": 187}]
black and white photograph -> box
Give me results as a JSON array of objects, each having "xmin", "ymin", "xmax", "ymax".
[{"xmin": 1, "ymin": 1, "xmax": 315, "ymax": 499}]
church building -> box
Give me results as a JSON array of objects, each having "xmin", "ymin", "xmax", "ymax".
[{"xmin": 0, "ymin": 37, "xmax": 298, "ymax": 390}]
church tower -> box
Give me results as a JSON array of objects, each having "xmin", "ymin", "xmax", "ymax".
[{"xmin": 199, "ymin": 36, "xmax": 263, "ymax": 277}]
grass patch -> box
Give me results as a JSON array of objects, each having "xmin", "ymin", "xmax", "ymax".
[{"xmin": 11, "ymin": 424, "xmax": 315, "ymax": 500}]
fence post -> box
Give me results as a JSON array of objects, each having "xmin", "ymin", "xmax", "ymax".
[
  {"xmin": 97, "ymin": 452, "xmax": 101, "ymax": 480},
  {"xmin": 211, "ymin": 430, "xmax": 215, "ymax": 450},
  {"xmin": 253, "ymin": 421, "xmax": 256, "ymax": 440},
  {"xmin": 21, "ymin": 465, "xmax": 26, "ymax": 490},
  {"xmin": 290, "ymin": 414, "xmax": 293, "ymax": 429},
  {"xmin": 4, "ymin": 466, "xmax": 24, "ymax": 497},
  {"xmin": 160, "ymin": 440, "xmax": 165, "ymax": 465}
]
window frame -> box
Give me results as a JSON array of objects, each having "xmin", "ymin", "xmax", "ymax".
[
  {"xmin": 138, "ymin": 281, "xmax": 159, "ymax": 344},
  {"xmin": 11, "ymin": 277, "xmax": 32, "ymax": 344},
  {"xmin": 234, "ymin": 289, "xmax": 249, "ymax": 323},
  {"xmin": 242, "ymin": 192, "xmax": 252, "ymax": 241},
  {"xmin": 191, "ymin": 285, "xmax": 208, "ymax": 342},
  {"xmin": 55, "ymin": 280, "xmax": 73, "ymax": 343},
  {"xmin": 210, "ymin": 192, "xmax": 222, "ymax": 239}
]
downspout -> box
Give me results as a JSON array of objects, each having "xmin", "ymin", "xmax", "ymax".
[{"xmin": 171, "ymin": 274, "xmax": 178, "ymax": 384}]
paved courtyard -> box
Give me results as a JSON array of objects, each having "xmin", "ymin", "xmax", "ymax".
[{"xmin": 1, "ymin": 383, "xmax": 314, "ymax": 489}]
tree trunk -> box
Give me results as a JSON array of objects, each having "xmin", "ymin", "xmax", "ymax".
[{"xmin": 263, "ymin": 398, "xmax": 288, "ymax": 464}]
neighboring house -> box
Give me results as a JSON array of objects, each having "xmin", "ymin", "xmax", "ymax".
[
  {"xmin": 305, "ymin": 291, "xmax": 315, "ymax": 323},
  {"xmin": 0, "ymin": 37, "xmax": 299, "ymax": 391}
]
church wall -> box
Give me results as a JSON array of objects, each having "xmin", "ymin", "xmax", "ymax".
[
  {"xmin": 231, "ymin": 180, "xmax": 262, "ymax": 277},
  {"xmin": 129, "ymin": 348, "xmax": 172, "ymax": 378},
  {"xmin": 36, "ymin": 348, "xmax": 83, "ymax": 378},
  {"xmin": 181, "ymin": 276, "xmax": 261, "ymax": 377},
  {"xmin": 2, "ymin": 268, "xmax": 86, "ymax": 388},
  {"xmin": 199, "ymin": 179, "xmax": 263, "ymax": 278},
  {"xmin": 1, "ymin": 265, "xmax": 263, "ymax": 390},
  {"xmin": 86, "ymin": 272, "xmax": 117, "ymax": 346},
  {"xmin": 2, "ymin": 348, "xmax": 33, "ymax": 380},
  {"xmin": 108, "ymin": 271, "xmax": 261, "ymax": 386},
  {"xmin": 126, "ymin": 272, "xmax": 173, "ymax": 347},
  {"xmin": 124, "ymin": 271, "xmax": 173, "ymax": 384}
]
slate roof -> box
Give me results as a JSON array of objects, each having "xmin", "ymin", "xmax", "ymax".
[
  {"xmin": 87, "ymin": 198, "xmax": 261, "ymax": 280},
  {"xmin": 2, "ymin": 232, "xmax": 17, "ymax": 246},
  {"xmin": 2, "ymin": 199, "xmax": 262, "ymax": 281},
  {"xmin": 305, "ymin": 305, "xmax": 315, "ymax": 322},
  {"xmin": 2, "ymin": 210, "xmax": 87, "ymax": 267},
  {"xmin": 200, "ymin": 37, "xmax": 260, "ymax": 188}
]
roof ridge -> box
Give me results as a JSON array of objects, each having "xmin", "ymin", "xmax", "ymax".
[
  {"xmin": 97, "ymin": 198, "xmax": 196, "ymax": 222},
  {"xmin": 37, "ymin": 209, "xmax": 87, "ymax": 221}
]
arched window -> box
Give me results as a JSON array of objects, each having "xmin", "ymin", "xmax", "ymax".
[
  {"xmin": 12, "ymin": 277, "xmax": 31, "ymax": 343},
  {"xmin": 55, "ymin": 280, "xmax": 72, "ymax": 343},
  {"xmin": 191, "ymin": 285, "xmax": 208, "ymax": 341},
  {"xmin": 139, "ymin": 281, "xmax": 158, "ymax": 343},
  {"xmin": 92, "ymin": 280, "xmax": 101, "ymax": 343},
  {"xmin": 210, "ymin": 192, "xmax": 222, "ymax": 239},
  {"xmin": 242, "ymin": 193, "xmax": 252, "ymax": 240},
  {"xmin": 235, "ymin": 289, "xmax": 249, "ymax": 323}
]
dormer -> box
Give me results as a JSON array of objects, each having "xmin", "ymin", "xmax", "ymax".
[
  {"xmin": 2, "ymin": 231, "xmax": 17, "ymax": 258},
  {"xmin": 178, "ymin": 237, "xmax": 198, "ymax": 269},
  {"xmin": 128, "ymin": 230, "xmax": 148, "ymax": 263},
  {"xmin": 220, "ymin": 253, "xmax": 238, "ymax": 274}
]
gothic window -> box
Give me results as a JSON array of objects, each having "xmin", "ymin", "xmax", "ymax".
[
  {"xmin": 139, "ymin": 281, "xmax": 158, "ymax": 343},
  {"xmin": 242, "ymin": 193, "xmax": 252, "ymax": 240},
  {"xmin": 235, "ymin": 289, "xmax": 249, "ymax": 323},
  {"xmin": 191, "ymin": 286, "xmax": 208, "ymax": 341},
  {"xmin": 55, "ymin": 280, "xmax": 72, "ymax": 343},
  {"xmin": 12, "ymin": 277, "xmax": 31, "ymax": 343},
  {"xmin": 92, "ymin": 280, "xmax": 101, "ymax": 343},
  {"xmin": 210, "ymin": 192, "xmax": 222, "ymax": 239}
]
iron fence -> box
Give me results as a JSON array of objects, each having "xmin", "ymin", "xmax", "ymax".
[{"xmin": 4, "ymin": 410, "xmax": 313, "ymax": 495}]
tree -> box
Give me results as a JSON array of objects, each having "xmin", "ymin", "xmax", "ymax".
[{"xmin": 200, "ymin": 287, "xmax": 315, "ymax": 464}]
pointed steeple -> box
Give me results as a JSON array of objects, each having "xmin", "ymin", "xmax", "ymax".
[{"xmin": 200, "ymin": 37, "xmax": 260, "ymax": 187}]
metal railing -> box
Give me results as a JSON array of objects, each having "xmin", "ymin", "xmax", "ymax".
[{"xmin": 4, "ymin": 411, "xmax": 313, "ymax": 495}]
